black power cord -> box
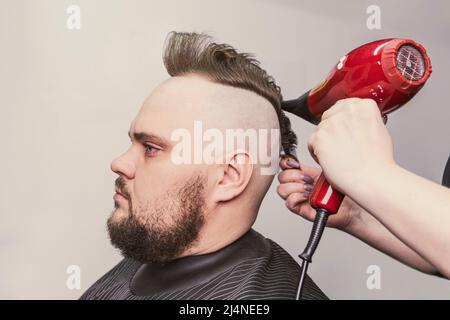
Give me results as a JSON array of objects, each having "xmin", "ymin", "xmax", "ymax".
[{"xmin": 296, "ymin": 208, "xmax": 330, "ymax": 300}]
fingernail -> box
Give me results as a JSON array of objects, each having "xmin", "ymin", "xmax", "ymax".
[
  {"xmin": 302, "ymin": 192, "xmax": 310, "ymax": 198},
  {"xmin": 302, "ymin": 175, "xmax": 314, "ymax": 184},
  {"xmin": 286, "ymin": 158, "xmax": 300, "ymax": 169},
  {"xmin": 304, "ymin": 184, "xmax": 314, "ymax": 192}
]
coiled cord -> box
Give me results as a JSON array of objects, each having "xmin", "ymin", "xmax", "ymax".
[{"xmin": 296, "ymin": 208, "xmax": 330, "ymax": 300}]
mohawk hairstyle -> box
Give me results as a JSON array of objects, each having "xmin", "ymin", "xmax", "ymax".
[{"xmin": 162, "ymin": 31, "xmax": 298, "ymax": 158}]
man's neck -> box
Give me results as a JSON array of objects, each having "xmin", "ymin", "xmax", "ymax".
[{"xmin": 181, "ymin": 205, "xmax": 257, "ymax": 257}]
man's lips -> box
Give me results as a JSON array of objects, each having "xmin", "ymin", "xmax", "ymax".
[{"xmin": 114, "ymin": 187, "xmax": 128, "ymax": 200}]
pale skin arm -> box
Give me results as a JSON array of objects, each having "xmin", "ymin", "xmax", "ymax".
[
  {"xmin": 347, "ymin": 163, "xmax": 450, "ymax": 278},
  {"xmin": 345, "ymin": 197, "xmax": 442, "ymax": 276},
  {"xmin": 306, "ymin": 98, "xmax": 450, "ymax": 278},
  {"xmin": 278, "ymin": 160, "xmax": 441, "ymax": 276}
]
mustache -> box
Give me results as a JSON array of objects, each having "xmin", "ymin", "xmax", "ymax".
[{"xmin": 115, "ymin": 177, "xmax": 130, "ymax": 199}]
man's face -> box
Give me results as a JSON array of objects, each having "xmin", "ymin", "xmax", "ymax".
[
  {"xmin": 107, "ymin": 74, "xmax": 279, "ymax": 264},
  {"xmin": 108, "ymin": 75, "xmax": 216, "ymax": 264}
]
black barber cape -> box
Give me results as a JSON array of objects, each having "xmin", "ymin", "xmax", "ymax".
[{"xmin": 79, "ymin": 229, "xmax": 328, "ymax": 300}]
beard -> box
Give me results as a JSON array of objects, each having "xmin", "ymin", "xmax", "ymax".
[{"xmin": 107, "ymin": 174, "xmax": 206, "ymax": 264}]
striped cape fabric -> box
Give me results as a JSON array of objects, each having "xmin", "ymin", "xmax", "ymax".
[{"xmin": 80, "ymin": 232, "xmax": 328, "ymax": 300}]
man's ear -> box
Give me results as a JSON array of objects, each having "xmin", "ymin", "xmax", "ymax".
[{"xmin": 212, "ymin": 152, "xmax": 254, "ymax": 203}]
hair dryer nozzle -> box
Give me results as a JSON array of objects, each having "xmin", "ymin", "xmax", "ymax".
[{"xmin": 281, "ymin": 90, "xmax": 319, "ymax": 125}]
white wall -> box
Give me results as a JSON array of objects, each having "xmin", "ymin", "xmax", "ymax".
[{"xmin": 1, "ymin": 0, "xmax": 449, "ymax": 299}]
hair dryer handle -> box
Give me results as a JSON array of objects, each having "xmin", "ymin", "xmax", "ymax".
[{"xmin": 309, "ymin": 173, "xmax": 344, "ymax": 214}]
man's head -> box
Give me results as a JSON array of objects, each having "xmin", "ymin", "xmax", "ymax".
[{"xmin": 108, "ymin": 32, "xmax": 297, "ymax": 264}]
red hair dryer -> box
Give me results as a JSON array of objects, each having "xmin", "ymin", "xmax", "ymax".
[{"xmin": 282, "ymin": 38, "xmax": 432, "ymax": 299}]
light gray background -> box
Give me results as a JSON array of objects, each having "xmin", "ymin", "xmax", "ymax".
[{"xmin": 1, "ymin": 0, "xmax": 449, "ymax": 299}]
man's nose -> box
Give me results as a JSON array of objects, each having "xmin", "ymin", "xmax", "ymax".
[{"xmin": 111, "ymin": 150, "xmax": 135, "ymax": 179}]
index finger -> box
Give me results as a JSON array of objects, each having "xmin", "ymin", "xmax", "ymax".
[{"xmin": 321, "ymin": 98, "xmax": 362, "ymax": 121}]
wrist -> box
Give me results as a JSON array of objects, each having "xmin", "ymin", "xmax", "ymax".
[
  {"xmin": 343, "ymin": 204, "xmax": 379, "ymax": 240},
  {"xmin": 341, "ymin": 160, "xmax": 400, "ymax": 196},
  {"xmin": 339, "ymin": 202, "xmax": 365, "ymax": 234}
]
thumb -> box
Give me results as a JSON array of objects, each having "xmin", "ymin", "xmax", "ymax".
[
  {"xmin": 307, "ymin": 133, "xmax": 320, "ymax": 165},
  {"xmin": 294, "ymin": 202, "xmax": 317, "ymax": 223}
]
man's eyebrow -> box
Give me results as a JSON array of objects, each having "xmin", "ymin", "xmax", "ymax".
[{"xmin": 128, "ymin": 130, "xmax": 170, "ymax": 148}]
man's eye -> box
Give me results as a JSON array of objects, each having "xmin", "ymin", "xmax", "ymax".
[{"xmin": 144, "ymin": 144, "xmax": 159, "ymax": 157}]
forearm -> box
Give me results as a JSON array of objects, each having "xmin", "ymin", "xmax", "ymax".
[
  {"xmin": 347, "ymin": 205, "xmax": 439, "ymax": 275},
  {"xmin": 345, "ymin": 164, "xmax": 450, "ymax": 278}
]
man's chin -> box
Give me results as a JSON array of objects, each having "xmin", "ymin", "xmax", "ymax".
[{"xmin": 109, "ymin": 207, "xmax": 129, "ymax": 223}]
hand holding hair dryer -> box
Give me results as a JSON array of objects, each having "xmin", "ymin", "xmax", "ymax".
[{"xmin": 282, "ymin": 38, "xmax": 432, "ymax": 299}]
